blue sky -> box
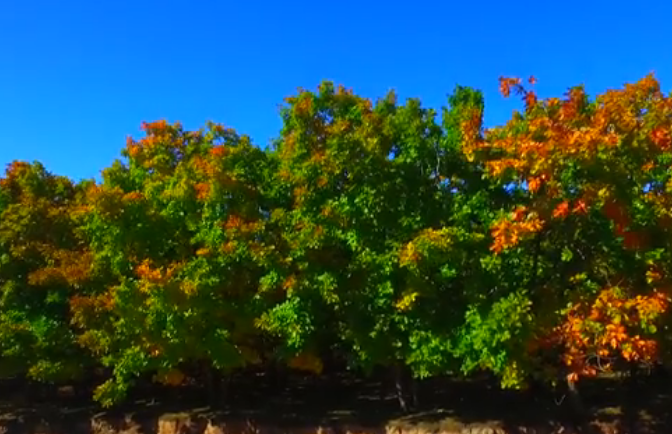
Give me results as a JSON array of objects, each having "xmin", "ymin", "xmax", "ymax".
[{"xmin": 2, "ymin": 0, "xmax": 671, "ymax": 181}]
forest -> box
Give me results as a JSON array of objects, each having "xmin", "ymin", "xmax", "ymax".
[{"xmin": 1, "ymin": 74, "xmax": 671, "ymax": 416}]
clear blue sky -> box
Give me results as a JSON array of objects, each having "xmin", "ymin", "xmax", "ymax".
[{"xmin": 2, "ymin": 0, "xmax": 671, "ymax": 181}]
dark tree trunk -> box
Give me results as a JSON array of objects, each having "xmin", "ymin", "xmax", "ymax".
[
  {"xmin": 267, "ymin": 360, "xmax": 288, "ymax": 394},
  {"xmin": 565, "ymin": 376, "xmax": 586, "ymax": 420},
  {"xmin": 204, "ymin": 363, "xmax": 218, "ymax": 405},
  {"xmin": 393, "ymin": 364, "xmax": 408, "ymax": 412},
  {"xmin": 203, "ymin": 363, "xmax": 230, "ymax": 407},
  {"xmin": 391, "ymin": 363, "xmax": 418, "ymax": 412}
]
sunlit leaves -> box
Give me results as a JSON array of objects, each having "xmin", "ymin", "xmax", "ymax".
[
  {"xmin": 73, "ymin": 120, "xmax": 276, "ymax": 405},
  {"xmin": 469, "ymin": 73, "xmax": 672, "ymax": 384},
  {"xmin": 0, "ymin": 162, "xmax": 91, "ymax": 382},
  {"xmin": 3, "ymin": 74, "xmax": 672, "ymax": 405}
]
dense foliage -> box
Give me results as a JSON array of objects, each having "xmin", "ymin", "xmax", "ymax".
[{"xmin": 1, "ymin": 75, "xmax": 671, "ymax": 407}]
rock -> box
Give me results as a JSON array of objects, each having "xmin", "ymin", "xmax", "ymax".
[
  {"xmin": 157, "ymin": 414, "xmax": 208, "ymax": 434},
  {"xmin": 157, "ymin": 414, "xmax": 191, "ymax": 434},
  {"xmin": 56, "ymin": 386, "xmax": 75, "ymax": 398},
  {"xmin": 203, "ymin": 421, "xmax": 225, "ymax": 434}
]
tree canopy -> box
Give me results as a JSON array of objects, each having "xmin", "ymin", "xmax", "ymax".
[{"xmin": 1, "ymin": 74, "xmax": 671, "ymax": 407}]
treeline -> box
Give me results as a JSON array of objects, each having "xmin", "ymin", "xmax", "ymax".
[{"xmin": 1, "ymin": 75, "xmax": 672, "ymax": 408}]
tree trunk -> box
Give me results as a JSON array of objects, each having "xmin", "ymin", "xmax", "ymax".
[
  {"xmin": 410, "ymin": 376, "xmax": 419, "ymax": 409},
  {"xmin": 392, "ymin": 363, "xmax": 408, "ymax": 413},
  {"xmin": 220, "ymin": 373, "xmax": 230, "ymax": 407},
  {"xmin": 204, "ymin": 364, "xmax": 218, "ymax": 405},
  {"xmin": 628, "ymin": 362, "xmax": 640, "ymax": 389},
  {"xmin": 566, "ymin": 376, "xmax": 585, "ymax": 419},
  {"xmin": 204, "ymin": 363, "xmax": 228, "ymax": 407},
  {"xmin": 267, "ymin": 360, "xmax": 287, "ymax": 394}
]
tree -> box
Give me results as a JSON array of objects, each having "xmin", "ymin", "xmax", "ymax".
[
  {"xmin": 463, "ymin": 74, "xmax": 672, "ymax": 399},
  {"xmin": 2, "ymin": 73, "xmax": 672, "ymax": 411},
  {"xmin": 73, "ymin": 121, "xmax": 276, "ymax": 406},
  {"xmin": 0, "ymin": 161, "xmax": 92, "ymax": 383}
]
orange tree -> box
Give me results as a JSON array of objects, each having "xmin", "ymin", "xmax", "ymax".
[
  {"xmin": 461, "ymin": 74, "xmax": 672, "ymax": 389},
  {"xmin": 0, "ymin": 162, "xmax": 93, "ymax": 382},
  {"xmin": 73, "ymin": 121, "xmax": 278, "ymax": 405}
]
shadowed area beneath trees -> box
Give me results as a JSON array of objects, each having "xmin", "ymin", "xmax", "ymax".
[{"xmin": 0, "ymin": 369, "xmax": 671, "ymax": 433}]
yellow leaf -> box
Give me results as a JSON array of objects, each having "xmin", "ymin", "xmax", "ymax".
[{"xmin": 395, "ymin": 291, "xmax": 419, "ymax": 311}]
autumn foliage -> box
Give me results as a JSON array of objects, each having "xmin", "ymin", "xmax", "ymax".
[{"xmin": 1, "ymin": 75, "xmax": 672, "ymax": 407}]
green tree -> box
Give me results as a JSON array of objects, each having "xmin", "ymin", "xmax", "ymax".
[
  {"xmin": 73, "ymin": 121, "xmax": 277, "ymax": 405},
  {"xmin": 0, "ymin": 161, "xmax": 91, "ymax": 382}
]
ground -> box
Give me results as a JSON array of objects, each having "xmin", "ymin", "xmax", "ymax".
[{"xmin": 0, "ymin": 369, "xmax": 669, "ymax": 434}]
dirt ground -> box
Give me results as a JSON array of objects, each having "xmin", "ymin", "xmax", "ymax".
[{"xmin": 0, "ymin": 370, "xmax": 668, "ymax": 434}]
